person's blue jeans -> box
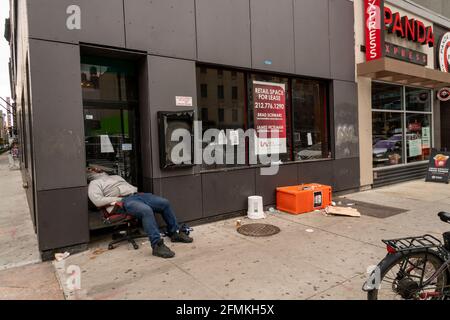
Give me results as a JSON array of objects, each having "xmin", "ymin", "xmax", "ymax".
[{"xmin": 122, "ymin": 193, "xmax": 179, "ymax": 247}]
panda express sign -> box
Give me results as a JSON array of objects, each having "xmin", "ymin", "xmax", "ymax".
[{"xmin": 365, "ymin": 0, "xmax": 435, "ymax": 64}]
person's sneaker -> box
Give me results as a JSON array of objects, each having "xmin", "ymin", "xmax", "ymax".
[
  {"xmin": 170, "ymin": 231, "xmax": 194, "ymax": 243},
  {"xmin": 152, "ymin": 239, "xmax": 175, "ymax": 258}
]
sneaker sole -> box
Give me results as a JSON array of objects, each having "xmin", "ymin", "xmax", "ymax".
[{"xmin": 152, "ymin": 253, "xmax": 175, "ymax": 259}]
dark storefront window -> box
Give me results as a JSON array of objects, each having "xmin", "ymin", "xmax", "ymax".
[
  {"xmin": 406, "ymin": 87, "xmax": 431, "ymax": 112},
  {"xmin": 372, "ymin": 82, "xmax": 403, "ymax": 111},
  {"xmin": 372, "ymin": 82, "xmax": 433, "ymax": 168},
  {"xmin": 200, "ymin": 84, "xmax": 208, "ymax": 98},
  {"xmin": 81, "ymin": 56, "xmax": 140, "ymax": 185},
  {"xmin": 292, "ymin": 79, "xmax": 330, "ymax": 161},
  {"xmin": 196, "ymin": 67, "xmax": 246, "ymax": 170},
  {"xmin": 196, "ymin": 65, "xmax": 331, "ymax": 170}
]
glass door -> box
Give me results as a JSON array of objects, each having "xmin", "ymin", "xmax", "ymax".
[
  {"xmin": 81, "ymin": 56, "xmax": 140, "ymax": 185},
  {"xmin": 84, "ymin": 107, "xmax": 138, "ymax": 185}
]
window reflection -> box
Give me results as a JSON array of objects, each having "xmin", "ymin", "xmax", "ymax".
[
  {"xmin": 81, "ymin": 57, "xmax": 138, "ymax": 103},
  {"xmin": 196, "ymin": 65, "xmax": 332, "ymax": 169},
  {"xmin": 292, "ymin": 79, "xmax": 330, "ymax": 161},
  {"xmin": 371, "ymin": 82, "xmax": 433, "ymax": 168},
  {"xmin": 196, "ymin": 67, "xmax": 246, "ymax": 170},
  {"xmin": 372, "ymin": 82, "xmax": 402, "ymax": 111},
  {"xmin": 406, "ymin": 87, "xmax": 431, "ymax": 112},
  {"xmin": 372, "ymin": 112, "xmax": 404, "ymax": 167}
]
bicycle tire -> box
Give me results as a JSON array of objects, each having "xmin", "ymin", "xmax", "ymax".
[{"xmin": 368, "ymin": 250, "xmax": 448, "ymax": 300}]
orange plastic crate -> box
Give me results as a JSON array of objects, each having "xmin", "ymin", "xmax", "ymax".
[{"xmin": 276, "ymin": 184, "xmax": 332, "ymax": 215}]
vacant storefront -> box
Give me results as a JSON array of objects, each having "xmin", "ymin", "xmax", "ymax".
[
  {"xmin": 356, "ymin": 0, "xmax": 450, "ymax": 187},
  {"xmin": 9, "ymin": 0, "xmax": 358, "ymax": 259}
]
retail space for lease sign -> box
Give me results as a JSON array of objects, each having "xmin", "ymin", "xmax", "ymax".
[{"xmin": 253, "ymin": 81, "xmax": 287, "ymax": 155}]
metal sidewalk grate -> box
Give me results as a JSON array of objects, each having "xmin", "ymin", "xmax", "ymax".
[{"xmin": 237, "ymin": 223, "xmax": 281, "ymax": 237}]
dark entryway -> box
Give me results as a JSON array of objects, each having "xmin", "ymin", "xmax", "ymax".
[{"xmin": 441, "ymin": 101, "xmax": 450, "ymax": 151}]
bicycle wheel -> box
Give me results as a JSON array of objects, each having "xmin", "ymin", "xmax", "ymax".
[{"xmin": 368, "ymin": 251, "xmax": 448, "ymax": 300}]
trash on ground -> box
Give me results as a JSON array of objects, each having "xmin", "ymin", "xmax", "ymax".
[
  {"xmin": 235, "ymin": 219, "xmax": 242, "ymax": 229},
  {"xmin": 55, "ymin": 251, "xmax": 70, "ymax": 261},
  {"xmin": 305, "ymin": 229, "xmax": 315, "ymax": 233},
  {"xmin": 92, "ymin": 248, "xmax": 108, "ymax": 256},
  {"xmin": 325, "ymin": 206, "xmax": 361, "ymax": 218},
  {"xmin": 331, "ymin": 201, "xmax": 337, "ymax": 206}
]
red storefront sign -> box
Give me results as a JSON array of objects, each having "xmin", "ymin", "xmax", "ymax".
[
  {"xmin": 364, "ymin": 0, "xmax": 435, "ymax": 63},
  {"xmin": 384, "ymin": 7, "xmax": 435, "ymax": 47},
  {"xmin": 253, "ymin": 81, "xmax": 287, "ymax": 155},
  {"xmin": 365, "ymin": 0, "xmax": 383, "ymax": 61}
]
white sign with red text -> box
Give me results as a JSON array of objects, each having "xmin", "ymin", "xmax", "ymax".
[{"xmin": 253, "ymin": 81, "xmax": 287, "ymax": 155}]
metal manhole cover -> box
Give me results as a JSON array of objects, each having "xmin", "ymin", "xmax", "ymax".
[{"xmin": 237, "ymin": 223, "xmax": 281, "ymax": 237}]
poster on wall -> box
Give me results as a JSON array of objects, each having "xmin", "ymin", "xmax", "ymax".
[
  {"xmin": 253, "ymin": 81, "xmax": 287, "ymax": 155},
  {"xmin": 422, "ymin": 127, "xmax": 431, "ymax": 149},
  {"xmin": 425, "ymin": 149, "xmax": 450, "ymax": 184},
  {"xmin": 408, "ymin": 139, "xmax": 422, "ymax": 157}
]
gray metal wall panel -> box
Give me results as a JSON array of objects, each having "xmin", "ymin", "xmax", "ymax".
[
  {"xmin": 27, "ymin": 0, "xmax": 125, "ymax": 48},
  {"xmin": 152, "ymin": 175, "xmax": 203, "ymax": 222},
  {"xmin": 298, "ymin": 161, "xmax": 334, "ymax": 187},
  {"xmin": 142, "ymin": 177, "xmax": 153, "ymax": 194},
  {"xmin": 294, "ymin": 0, "xmax": 330, "ymax": 78},
  {"xmin": 332, "ymin": 157, "xmax": 360, "ymax": 191},
  {"xmin": 329, "ymin": 0, "xmax": 355, "ymax": 82},
  {"xmin": 36, "ymin": 187, "xmax": 89, "ymax": 251},
  {"xmin": 148, "ymin": 56, "xmax": 198, "ymax": 179},
  {"xmin": 29, "ymin": 40, "xmax": 86, "ymax": 191},
  {"xmin": 333, "ymin": 80, "xmax": 359, "ymax": 159},
  {"xmin": 138, "ymin": 58, "xmax": 152, "ymax": 180},
  {"xmin": 196, "ymin": 0, "xmax": 251, "ymax": 68},
  {"xmin": 255, "ymin": 164, "xmax": 298, "ymax": 205},
  {"xmin": 202, "ymin": 169, "xmax": 256, "ymax": 217},
  {"xmin": 124, "ymin": 0, "xmax": 196, "ymax": 60},
  {"xmin": 250, "ymin": 0, "xmax": 295, "ymax": 73}
]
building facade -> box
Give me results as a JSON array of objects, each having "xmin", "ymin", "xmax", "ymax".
[
  {"xmin": 356, "ymin": 0, "xmax": 450, "ymax": 188},
  {"xmin": 0, "ymin": 113, "xmax": 5, "ymax": 145},
  {"xmin": 8, "ymin": 0, "xmax": 358, "ymax": 259}
]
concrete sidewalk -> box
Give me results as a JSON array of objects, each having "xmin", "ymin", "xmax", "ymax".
[
  {"xmin": 1, "ymin": 151, "xmax": 448, "ymax": 300},
  {"xmin": 53, "ymin": 179, "xmax": 450, "ymax": 300},
  {"xmin": 0, "ymin": 153, "xmax": 63, "ymax": 300}
]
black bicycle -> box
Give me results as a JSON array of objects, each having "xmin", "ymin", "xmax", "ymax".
[{"xmin": 364, "ymin": 212, "xmax": 450, "ymax": 300}]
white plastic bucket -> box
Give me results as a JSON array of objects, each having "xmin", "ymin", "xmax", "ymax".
[{"xmin": 247, "ymin": 196, "xmax": 265, "ymax": 220}]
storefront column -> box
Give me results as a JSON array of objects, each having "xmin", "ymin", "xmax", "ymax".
[{"xmin": 357, "ymin": 76, "xmax": 374, "ymax": 187}]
